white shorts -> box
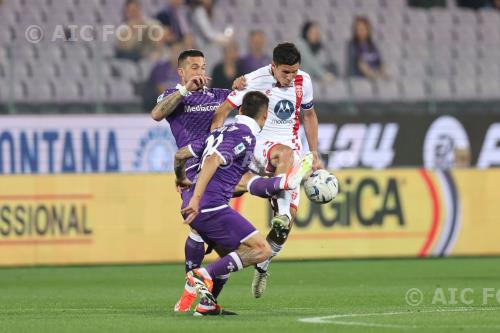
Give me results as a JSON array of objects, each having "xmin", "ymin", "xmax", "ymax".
[{"xmin": 250, "ymin": 139, "xmax": 301, "ymax": 209}]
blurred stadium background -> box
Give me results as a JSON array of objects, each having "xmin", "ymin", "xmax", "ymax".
[{"xmin": 1, "ymin": 0, "xmax": 500, "ymax": 330}]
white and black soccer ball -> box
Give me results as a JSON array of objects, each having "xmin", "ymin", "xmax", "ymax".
[{"xmin": 304, "ymin": 170, "xmax": 339, "ymax": 204}]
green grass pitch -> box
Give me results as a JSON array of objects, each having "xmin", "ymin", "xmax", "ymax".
[{"xmin": 1, "ymin": 258, "xmax": 500, "ymax": 332}]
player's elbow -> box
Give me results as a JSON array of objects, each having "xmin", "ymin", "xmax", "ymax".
[
  {"xmin": 175, "ymin": 148, "xmax": 191, "ymax": 161},
  {"xmin": 302, "ymin": 109, "xmax": 316, "ymax": 120},
  {"xmin": 151, "ymin": 109, "xmax": 163, "ymax": 122}
]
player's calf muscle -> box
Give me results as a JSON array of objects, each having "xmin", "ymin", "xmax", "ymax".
[{"xmin": 237, "ymin": 237, "xmax": 272, "ymax": 266}]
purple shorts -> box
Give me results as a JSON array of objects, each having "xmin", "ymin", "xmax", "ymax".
[{"xmin": 187, "ymin": 206, "xmax": 258, "ymax": 252}]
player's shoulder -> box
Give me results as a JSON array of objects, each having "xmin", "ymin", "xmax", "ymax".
[
  {"xmin": 207, "ymin": 87, "xmax": 232, "ymax": 97},
  {"xmin": 157, "ymin": 87, "xmax": 177, "ymax": 103},
  {"xmin": 297, "ymin": 69, "xmax": 313, "ymax": 83},
  {"xmin": 245, "ymin": 65, "xmax": 273, "ymax": 82}
]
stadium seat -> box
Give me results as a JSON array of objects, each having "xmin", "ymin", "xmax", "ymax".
[
  {"xmin": 478, "ymin": 9, "xmax": 500, "ymax": 27},
  {"xmin": 477, "ymin": 25, "xmax": 500, "ymax": 45},
  {"xmin": 379, "ymin": 41, "xmax": 403, "ymax": 63},
  {"xmin": 404, "ymin": 9, "xmax": 429, "ymax": 27},
  {"xmin": 477, "ymin": 77, "xmax": 500, "ymax": 99},
  {"xmin": 402, "ymin": 43, "xmax": 430, "ymax": 62},
  {"xmin": 476, "ymin": 62, "xmax": 500, "ymax": 80},
  {"xmin": 384, "ymin": 61, "xmax": 402, "ymax": 79},
  {"xmin": 451, "ymin": 61, "xmax": 476, "ymax": 79},
  {"xmin": 428, "ymin": 8, "xmax": 453, "ymax": 28},
  {"xmin": 110, "ymin": 59, "xmax": 141, "ymax": 82},
  {"xmin": 106, "ymin": 79, "xmax": 139, "ymax": 103},
  {"xmin": 452, "ymin": 77, "xmax": 478, "ymax": 100},
  {"xmin": 400, "ymin": 79, "xmax": 427, "ymax": 101},
  {"xmin": 402, "ymin": 27, "xmax": 429, "ymax": 44},
  {"xmin": 428, "ymin": 78, "xmax": 452, "ymax": 100},
  {"xmin": 348, "ymin": 78, "xmax": 375, "ymax": 101},
  {"xmin": 322, "ymin": 80, "xmax": 349, "ymax": 102},
  {"xmin": 375, "ymin": 80, "xmax": 400, "ymax": 101},
  {"xmin": 401, "ymin": 60, "xmax": 428, "ymax": 78},
  {"xmin": 429, "ymin": 55, "xmax": 452, "ymax": 78},
  {"xmin": 26, "ymin": 78, "xmax": 55, "ymax": 103},
  {"xmin": 35, "ymin": 43, "xmax": 64, "ymax": 61},
  {"xmin": 381, "ymin": 0, "xmax": 407, "ymax": 11},
  {"xmin": 454, "ymin": 29, "xmax": 478, "ymax": 47},
  {"xmin": 453, "ymin": 8, "xmax": 478, "ymax": 26}
]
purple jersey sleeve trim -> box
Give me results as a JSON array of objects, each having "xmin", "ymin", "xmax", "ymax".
[
  {"xmin": 213, "ymin": 149, "xmax": 228, "ymax": 165},
  {"xmin": 187, "ymin": 144, "xmax": 198, "ymax": 158}
]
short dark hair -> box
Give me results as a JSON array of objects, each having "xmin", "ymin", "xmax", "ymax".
[
  {"xmin": 241, "ymin": 91, "xmax": 269, "ymax": 119},
  {"xmin": 273, "ymin": 42, "xmax": 301, "ymax": 66},
  {"xmin": 177, "ymin": 49, "xmax": 204, "ymax": 67}
]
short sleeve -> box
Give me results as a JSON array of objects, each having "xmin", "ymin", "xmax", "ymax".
[
  {"xmin": 225, "ymin": 73, "xmax": 255, "ymax": 108},
  {"xmin": 156, "ymin": 88, "xmax": 177, "ymax": 104},
  {"xmin": 187, "ymin": 135, "xmax": 207, "ymax": 158},
  {"xmin": 204, "ymin": 130, "xmax": 251, "ymax": 166},
  {"xmin": 301, "ymin": 76, "xmax": 314, "ymax": 110},
  {"xmin": 225, "ymin": 88, "xmax": 247, "ymax": 109}
]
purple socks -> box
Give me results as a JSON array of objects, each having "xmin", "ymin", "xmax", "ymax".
[
  {"xmin": 248, "ymin": 176, "xmax": 283, "ymax": 198},
  {"xmin": 184, "ymin": 233, "xmax": 205, "ymax": 273},
  {"xmin": 205, "ymin": 252, "xmax": 243, "ymax": 277}
]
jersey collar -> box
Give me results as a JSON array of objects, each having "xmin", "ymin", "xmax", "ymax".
[{"xmin": 235, "ymin": 115, "xmax": 261, "ymax": 136}]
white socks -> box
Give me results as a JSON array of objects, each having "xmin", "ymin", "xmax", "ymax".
[{"xmin": 276, "ymin": 190, "xmax": 292, "ymax": 220}]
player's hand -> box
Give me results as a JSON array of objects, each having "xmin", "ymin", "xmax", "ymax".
[
  {"xmin": 185, "ymin": 75, "xmax": 212, "ymax": 91},
  {"xmin": 175, "ymin": 178, "xmax": 192, "ymax": 193},
  {"xmin": 311, "ymin": 151, "xmax": 325, "ymax": 171},
  {"xmin": 181, "ymin": 198, "xmax": 200, "ymax": 224},
  {"xmin": 231, "ymin": 76, "xmax": 247, "ymax": 90}
]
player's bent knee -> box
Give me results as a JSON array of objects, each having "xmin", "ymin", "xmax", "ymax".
[{"xmin": 278, "ymin": 146, "xmax": 294, "ymax": 164}]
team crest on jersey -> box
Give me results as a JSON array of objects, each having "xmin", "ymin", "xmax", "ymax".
[{"xmin": 274, "ymin": 100, "xmax": 295, "ymax": 120}]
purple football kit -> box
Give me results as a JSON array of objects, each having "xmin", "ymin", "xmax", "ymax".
[
  {"xmin": 157, "ymin": 86, "xmax": 231, "ymax": 180},
  {"xmin": 181, "ymin": 115, "xmax": 261, "ymax": 251}
]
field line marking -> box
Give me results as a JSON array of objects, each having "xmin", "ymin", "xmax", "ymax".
[{"xmin": 299, "ymin": 307, "xmax": 500, "ymax": 329}]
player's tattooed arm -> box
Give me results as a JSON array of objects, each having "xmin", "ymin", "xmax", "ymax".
[
  {"xmin": 174, "ymin": 146, "xmax": 194, "ymax": 189},
  {"xmin": 302, "ymin": 107, "xmax": 324, "ymax": 170},
  {"xmin": 211, "ymin": 100, "xmax": 236, "ymax": 131},
  {"xmin": 181, "ymin": 154, "xmax": 223, "ymax": 224},
  {"xmin": 151, "ymin": 91, "xmax": 184, "ymax": 121}
]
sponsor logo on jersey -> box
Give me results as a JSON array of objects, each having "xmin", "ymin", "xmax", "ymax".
[
  {"xmin": 274, "ymin": 100, "xmax": 295, "ymax": 120},
  {"xmin": 184, "ymin": 104, "xmax": 219, "ymax": 113}
]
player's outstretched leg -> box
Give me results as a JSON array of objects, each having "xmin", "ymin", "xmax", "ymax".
[
  {"xmin": 252, "ymin": 153, "xmax": 313, "ymax": 298},
  {"xmin": 174, "ymin": 232, "xmax": 205, "ymax": 312}
]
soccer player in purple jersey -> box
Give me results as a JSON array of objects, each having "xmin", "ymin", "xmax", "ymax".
[
  {"xmin": 176, "ymin": 91, "xmax": 313, "ymax": 315},
  {"xmin": 151, "ymin": 49, "xmax": 233, "ymax": 181},
  {"xmin": 151, "ymin": 49, "xmax": 238, "ymax": 312},
  {"xmin": 150, "ymin": 50, "xmax": 293, "ymax": 313}
]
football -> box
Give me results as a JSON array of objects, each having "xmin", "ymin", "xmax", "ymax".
[{"xmin": 304, "ymin": 170, "xmax": 339, "ymax": 204}]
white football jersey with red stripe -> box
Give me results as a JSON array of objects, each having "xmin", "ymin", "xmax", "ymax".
[{"xmin": 226, "ymin": 65, "xmax": 314, "ymax": 151}]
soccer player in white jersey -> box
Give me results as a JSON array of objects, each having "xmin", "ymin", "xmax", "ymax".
[{"xmin": 211, "ymin": 42, "xmax": 323, "ymax": 298}]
